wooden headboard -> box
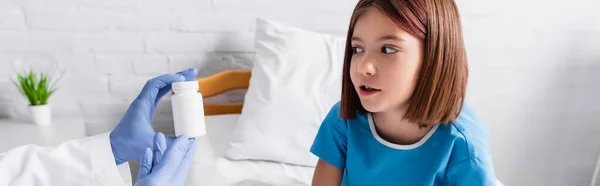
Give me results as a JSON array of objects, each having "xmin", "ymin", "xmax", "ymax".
[{"xmin": 195, "ymin": 69, "xmax": 251, "ymax": 115}]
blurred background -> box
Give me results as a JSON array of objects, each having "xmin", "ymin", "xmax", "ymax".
[{"xmin": 0, "ymin": 0, "xmax": 598, "ymax": 185}]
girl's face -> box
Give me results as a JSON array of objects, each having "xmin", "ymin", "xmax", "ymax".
[{"xmin": 350, "ymin": 7, "xmax": 424, "ymax": 113}]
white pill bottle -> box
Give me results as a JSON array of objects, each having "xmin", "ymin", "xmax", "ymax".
[{"xmin": 171, "ymin": 81, "xmax": 206, "ymax": 137}]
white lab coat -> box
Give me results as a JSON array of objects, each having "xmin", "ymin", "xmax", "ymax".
[{"xmin": 0, "ymin": 133, "xmax": 130, "ymax": 186}]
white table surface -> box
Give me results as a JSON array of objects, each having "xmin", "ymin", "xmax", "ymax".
[{"xmin": 0, "ymin": 116, "xmax": 87, "ymax": 153}]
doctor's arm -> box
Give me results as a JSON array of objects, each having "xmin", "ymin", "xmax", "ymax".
[
  {"xmin": 0, "ymin": 68, "xmax": 199, "ymax": 186},
  {"xmin": 0, "ymin": 133, "xmax": 128, "ymax": 185}
]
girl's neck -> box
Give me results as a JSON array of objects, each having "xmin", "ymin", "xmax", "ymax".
[{"xmin": 372, "ymin": 107, "xmax": 434, "ymax": 145}]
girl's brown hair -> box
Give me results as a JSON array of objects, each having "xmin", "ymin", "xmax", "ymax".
[{"xmin": 340, "ymin": 0, "xmax": 468, "ymax": 125}]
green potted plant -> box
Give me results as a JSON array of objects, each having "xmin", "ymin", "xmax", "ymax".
[{"xmin": 12, "ymin": 70, "xmax": 59, "ymax": 125}]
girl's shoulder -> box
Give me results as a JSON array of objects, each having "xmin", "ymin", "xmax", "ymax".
[
  {"xmin": 450, "ymin": 104, "xmax": 490, "ymax": 135},
  {"xmin": 321, "ymin": 101, "xmax": 370, "ymax": 132},
  {"xmin": 440, "ymin": 104, "xmax": 492, "ymax": 164}
]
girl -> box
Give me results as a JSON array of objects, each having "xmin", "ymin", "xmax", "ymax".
[{"xmin": 310, "ymin": 0, "xmax": 496, "ymax": 185}]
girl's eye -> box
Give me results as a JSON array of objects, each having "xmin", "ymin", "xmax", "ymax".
[
  {"xmin": 352, "ymin": 46, "xmax": 364, "ymax": 54},
  {"xmin": 381, "ymin": 46, "xmax": 398, "ymax": 54}
]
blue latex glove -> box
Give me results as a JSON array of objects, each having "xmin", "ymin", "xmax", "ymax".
[
  {"xmin": 135, "ymin": 132, "xmax": 197, "ymax": 186},
  {"xmin": 110, "ymin": 68, "xmax": 199, "ymax": 165}
]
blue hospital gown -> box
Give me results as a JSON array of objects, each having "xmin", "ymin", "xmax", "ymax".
[{"xmin": 310, "ymin": 101, "xmax": 497, "ymax": 185}]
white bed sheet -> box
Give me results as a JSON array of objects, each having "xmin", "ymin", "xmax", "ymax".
[{"xmin": 185, "ymin": 114, "xmax": 314, "ymax": 186}]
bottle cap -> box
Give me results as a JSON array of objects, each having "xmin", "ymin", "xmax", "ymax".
[{"xmin": 172, "ymin": 81, "xmax": 199, "ymax": 90}]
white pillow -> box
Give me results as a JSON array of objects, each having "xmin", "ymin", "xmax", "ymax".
[
  {"xmin": 224, "ymin": 18, "xmax": 346, "ymax": 167},
  {"xmin": 216, "ymin": 157, "xmax": 314, "ymax": 185}
]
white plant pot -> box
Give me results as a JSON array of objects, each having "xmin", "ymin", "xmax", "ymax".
[{"xmin": 29, "ymin": 104, "xmax": 52, "ymax": 125}]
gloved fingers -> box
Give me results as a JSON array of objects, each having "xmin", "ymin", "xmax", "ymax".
[
  {"xmin": 138, "ymin": 74, "xmax": 185, "ymax": 105},
  {"xmin": 165, "ymin": 136, "xmax": 177, "ymax": 147},
  {"xmin": 138, "ymin": 147, "xmax": 153, "ymax": 181},
  {"xmin": 176, "ymin": 68, "xmax": 198, "ymax": 81},
  {"xmin": 156, "ymin": 68, "xmax": 198, "ymax": 103},
  {"xmin": 153, "ymin": 132, "xmax": 167, "ymax": 165},
  {"xmin": 174, "ymin": 138, "xmax": 197, "ymax": 182},
  {"xmin": 154, "ymin": 135, "xmax": 192, "ymax": 173}
]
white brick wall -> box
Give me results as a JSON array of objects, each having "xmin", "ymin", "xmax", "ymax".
[
  {"xmin": 0, "ymin": 0, "xmax": 599, "ymax": 185},
  {"xmin": 73, "ymin": 34, "xmax": 146, "ymax": 53},
  {"xmin": 0, "ymin": 33, "xmax": 71, "ymax": 52},
  {"xmin": 132, "ymin": 55, "xmax": 169, "ymax": 75},
  {"xmin": 26, "ymin": 5, "xmax": 105, "ymax": 31},
  {"xmin": 0, "ymin": 4, "xmax": 26, "ymax": 30}
]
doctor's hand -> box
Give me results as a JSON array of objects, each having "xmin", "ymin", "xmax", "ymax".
[
  {"xmin": 109, "ymin": 68, "xmax": 198, "ymax": 165},
  {"xmin": 135, "ymin": 133, "xmax": 197, "ymax": 186}
]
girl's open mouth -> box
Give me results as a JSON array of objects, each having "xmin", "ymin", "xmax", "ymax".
[{"xmin": 359, "ymin": 85, "xmax": 381, "ymax": 96}]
